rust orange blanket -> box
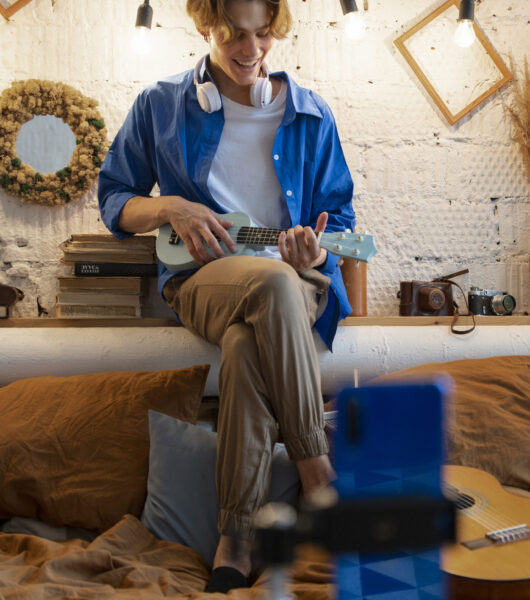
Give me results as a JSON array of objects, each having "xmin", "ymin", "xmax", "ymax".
[{"xmin": 0, "ymin": 514, "xmax": 334, "ymax": 599}]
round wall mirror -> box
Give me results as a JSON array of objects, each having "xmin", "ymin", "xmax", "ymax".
[{"xmin": 16, "ymin": 115, "xmax": 77, "ymax": 174}]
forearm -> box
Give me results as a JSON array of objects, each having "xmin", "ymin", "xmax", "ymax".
[{"xmin": 118, "ymin": 195, "xmax": 180, "ymax": 234}]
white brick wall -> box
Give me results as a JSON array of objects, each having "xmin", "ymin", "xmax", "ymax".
[{"xmin": 1, "ymin": 0, "xmax": 528, "ymax": 318}]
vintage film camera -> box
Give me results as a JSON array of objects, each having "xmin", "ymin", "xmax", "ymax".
[
  {"xmin": 468, "ymin": 287, "xmax": 516, "ymax": 316},
  {"xmin": 398, "ymin": 280, "xmax": 454, "ymax": 317},
  {"xmin": 0, "ymin": 283, "xmax": 24, "ymax": 318}
]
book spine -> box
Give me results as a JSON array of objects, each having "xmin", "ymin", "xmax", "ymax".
[
  {"xmin": 57, "ymin": 277, "xmax": 142, "ymax": 293},
  {"xmin": 56, "ymin": 304, "xmax": 141, "ymax": 318},
  {"xmin": 56, "ymin": 292, "xmax": 141, "ymax": 306},
  {"xmin": 74, "ymin": 263, "xmax": 158, "ymax": 277},
  {"xmin": 64, "ymin": 253, "xmax": 156, "ymax": 264}
]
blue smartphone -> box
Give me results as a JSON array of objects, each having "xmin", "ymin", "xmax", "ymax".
[{"xmin": 333, "ymin": 379, "xmax": 451, "ymax": 600}]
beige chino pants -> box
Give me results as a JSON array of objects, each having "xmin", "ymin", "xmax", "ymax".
[{"xmin": 164, "ymin": 256, "xmax": 330, "ymax": 539}]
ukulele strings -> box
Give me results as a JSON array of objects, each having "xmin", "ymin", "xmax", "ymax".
[{"xmin": 232, "ymin": 227, "xmax": 285, "ymax": 246}]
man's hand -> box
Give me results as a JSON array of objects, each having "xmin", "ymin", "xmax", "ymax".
[
  {"xmin": 162, "ymin": 196, "xmax": 238, "ymax": 265},
  {"xmin": 278, "ymin": 212, "xmax": 328, "ymax": 271}
]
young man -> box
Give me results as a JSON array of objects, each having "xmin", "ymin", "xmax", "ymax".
[{"xmin": 98, "ymin": 0, "xmax": 355, "ymax": 592}]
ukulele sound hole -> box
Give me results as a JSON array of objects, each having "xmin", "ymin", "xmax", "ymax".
[{"xmin": 455, "ymin": 492, "xmax": 475, "ymax": 511}]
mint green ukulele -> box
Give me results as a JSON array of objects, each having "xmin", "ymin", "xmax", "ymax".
[{"xmin": 156, "ymin": 211, "xmax": 377, "ymax": 272}]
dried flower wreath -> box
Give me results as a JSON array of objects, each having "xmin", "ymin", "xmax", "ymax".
[{"xmin": 0, "ymin": 79, "xmax": 108, "ymax": 206}]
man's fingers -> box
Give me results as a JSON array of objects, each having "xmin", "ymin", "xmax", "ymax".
[
  {"xmin": 286, "ymin": 228, "xmax": 299, "ymax": 263},
  {"xmin": 305, "ymin": 226, "xmax": 320, "ymax": 257},
  {"xmin": 315, "ymin": 211, "xmax": 328, "ymax": 234},
  {"xmin": 214, "ymin": 217, "xmax": 238, "ymax": 253},
  {"xmin": 278, "ymin": 231, "xmax": 289, "ymax": 262},
  {"xmin": 188, "ymin": 231, "xmax": 214, "ymax": 264},
  {"xmin": 199, "ymin": 227, "xmax": 226, "ymax": 259}
]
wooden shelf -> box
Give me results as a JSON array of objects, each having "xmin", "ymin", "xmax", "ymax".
[
  {"xmin": 0, "ymin": 318, "xmax": 179, "ymax": 328},
  {"xmin": 0, "ymin": 316, "xmax": 528, "ymax": 328},
  {"xmin": 341, "ymin": 315, "xmax": 530, "ymax": 326}
]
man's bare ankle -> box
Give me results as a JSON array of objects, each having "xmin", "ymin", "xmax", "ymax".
[{"xmin": 296, "ymin": 454, "xmax": 336, "ymax": 497}]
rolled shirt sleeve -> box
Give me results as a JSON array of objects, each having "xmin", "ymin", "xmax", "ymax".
[{"xmin": 98, "ymin": 91, "xmax": 157, "ymax": 240}]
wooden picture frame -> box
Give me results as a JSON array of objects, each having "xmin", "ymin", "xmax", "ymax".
[
  {"xmin": 394, "ymin": 0, "xmax": 512, "ymax": 125},
  {"xmin": 0, "ymin": 0, "xmax": 33, "ymax": 20}
]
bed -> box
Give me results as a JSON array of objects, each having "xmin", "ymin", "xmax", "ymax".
[{"xmin": 0, "ymin": 355, "xmax": 528, "ymax": 599}]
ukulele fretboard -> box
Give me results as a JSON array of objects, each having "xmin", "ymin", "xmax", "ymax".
[
  {"xmin": 235, "ymin": 227, "xmax": 284, "ymax": 246},
  {"xmin": 168, "ymin": 227, "xmax": 285, "ymax": 248}
]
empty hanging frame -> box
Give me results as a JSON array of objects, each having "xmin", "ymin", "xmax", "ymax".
[
  {"xmin": 0, "ymin": 0, "xmax": 33, "ymax": 20},
  {"xmin": 394, "ymin": 0, "xmax": 512, "ymax": 125}
]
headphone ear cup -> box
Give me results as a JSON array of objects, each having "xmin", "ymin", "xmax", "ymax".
[
  {"xmin": 196, "ymin": 81, "xmax": 222, "ymax": 113},
  {"xmin": 250, "ymin": 77, "xmax": 272, "ymax": 108}
]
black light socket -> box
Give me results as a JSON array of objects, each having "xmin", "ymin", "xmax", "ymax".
[
  {"xmin": 135, "ymin": 0, "xmax": 153, "ymax": 29},
  {"xmin": 458, "ymin": 0, "xmax": 474, "ymax": 21},
  {"xmin": 340, "ymin": 0, "xmax": 359, "ymax": 15}
]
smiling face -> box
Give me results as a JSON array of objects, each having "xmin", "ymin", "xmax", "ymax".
[{"xmin": 208, "ymin": 0, "xmax": 274, "ymax": 104}]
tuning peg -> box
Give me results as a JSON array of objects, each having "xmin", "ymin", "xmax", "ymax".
[
  {"xmin": 335, "ymin": 244, "xmax": 343, "ymax": 251},
  {"xmin": 356, "ymin": 235, "xmax": 363, "ymax": 242},
  {"xmin": 352, "ymin": 248, "xmax": 359, "ymax": 256},
  {"xmin": 338, "ymin": 232, "xmax": 346, "ymax": 240},
  {"xmin": 355, "ymin": 260, "xmax": 360, "ymax": 269},
  {"xmin": 345, "ymin": 228, "xmax": 352, "ymax": 233},
  {"xmin": 338, "ymin": 258, "xmax": 344, "ymax": 266}
]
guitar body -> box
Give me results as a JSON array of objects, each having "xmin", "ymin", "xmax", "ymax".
[
  {"xmin": 442, "ymin": 465, "xmax": 530, "ymax": 599},
  {"xmin": 156, "ymin": 212, "xmax": 260, "ymax": 272}
]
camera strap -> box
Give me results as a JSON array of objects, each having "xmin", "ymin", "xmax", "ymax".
[{"xmin": 434, "ymin": 270, "xmax": 475, "ymax": 335}]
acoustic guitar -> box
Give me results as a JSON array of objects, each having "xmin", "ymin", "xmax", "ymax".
[
  {"xmin": 156, "ymin": 211, "xmax": 377, "ymax": 272},
  {"xmin": 442, "ymin": 465, "xmax": 530, "ymax": 599}
]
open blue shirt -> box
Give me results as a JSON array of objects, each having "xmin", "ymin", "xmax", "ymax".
[{"xmin": 98, "ymin": 69, "xmax": 355, "ymax": 350}]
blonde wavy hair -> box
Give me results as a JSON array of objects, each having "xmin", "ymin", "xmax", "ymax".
[{"xmin": 186, "ymin": 0, "xmax": 292, "ymax": 43}]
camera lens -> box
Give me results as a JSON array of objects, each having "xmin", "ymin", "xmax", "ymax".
[
  {"xmin": 419, "ymin": 286, "xmax": 445, "ymax": 312},
  {"xmin": 491, "ymin": 294, "xmax": 516, "ymax": 315}
]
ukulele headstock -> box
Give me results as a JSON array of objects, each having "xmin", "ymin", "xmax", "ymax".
[{"xmin": 319, "ymin": 231, "xmax": 377, "ymax": 263}]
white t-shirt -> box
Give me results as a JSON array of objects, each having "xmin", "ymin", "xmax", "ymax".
[{"xmin": 207, "ymin": 81, "xmax": 289, "ymax": 260}]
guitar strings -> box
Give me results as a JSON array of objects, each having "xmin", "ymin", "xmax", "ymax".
[
  {"xmin": 459, "ymin": 499, "xmax": 520, "ymax": 532},
  {"xmin": 446, "ymin": 484, "xmax": 513, "ymax": 531},
  {"xmin": 450, "ymin": 485, "xmax": 522, "ymax": 532}
]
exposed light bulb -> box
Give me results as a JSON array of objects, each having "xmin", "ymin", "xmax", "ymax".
[
  {"xmin": 342, "ymin": 10, "xmax": 365, "ymax": 41},
  {"xmin": 133, "ymin": 25, "xmax": 152, "ymax": 55},
  {"xmin": 134, "ymin": 1, "xmax": 153, "ymax": 55},
  {"xmin": 454, "ymin": 19, "xmax": 476, "ymax": 47}
]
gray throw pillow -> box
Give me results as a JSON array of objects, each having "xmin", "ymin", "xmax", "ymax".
[{"xmin": 141, "ymin": 410, "xmax": 301, "ymax": 566}]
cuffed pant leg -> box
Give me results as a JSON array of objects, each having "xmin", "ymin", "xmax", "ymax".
[{"xmin": 216, "ymin": 322, "xmax": 278, "ymax": 540}]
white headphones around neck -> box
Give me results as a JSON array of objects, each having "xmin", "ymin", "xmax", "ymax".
[{"xmin": 193, "ymin": 55, "xmax": 272, "ymax": 113}]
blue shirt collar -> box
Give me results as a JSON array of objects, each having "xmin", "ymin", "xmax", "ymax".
[{"xmin": 270, "ymin": 71, "xmax": 324, "ymax": 124}]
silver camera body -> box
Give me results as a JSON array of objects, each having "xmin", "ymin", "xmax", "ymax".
[{"xmin": 468, "ymin": 287, "xmax": 516, "ymax": 316}]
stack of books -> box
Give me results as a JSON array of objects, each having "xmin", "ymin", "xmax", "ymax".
[
  {"xmin": 57, "ymin": 234, "xmax": 157, "ymax": 319},
  {"xmin": 60, "ymin": 233, "xmax": 157, "ymax": 277},
  {"xmin": 56, "ymin": 276, "xmax": 144, "ymax": 318}
]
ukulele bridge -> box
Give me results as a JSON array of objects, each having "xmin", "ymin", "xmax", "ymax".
[{"xmin": 169, "ymin": 229, "xmax": 179, "ymax": 245}]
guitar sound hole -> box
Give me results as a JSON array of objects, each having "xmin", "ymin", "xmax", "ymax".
[{"xmin": 455, "ymin": 492, "xmax": 475, "ymax": 510}]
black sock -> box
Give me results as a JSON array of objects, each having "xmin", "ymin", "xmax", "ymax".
[{"xmin": 205, "ymin": 567, "xmax": 249, "ymax": 593}]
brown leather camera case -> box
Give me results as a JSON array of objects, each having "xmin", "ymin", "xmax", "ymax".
[{"xmin": 399, "ymin": 280, "xmax": 454, "ymax": 316}]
